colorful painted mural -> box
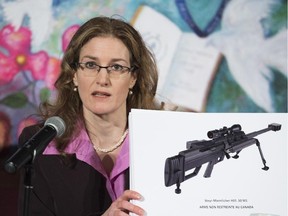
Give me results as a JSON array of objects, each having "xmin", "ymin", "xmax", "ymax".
[{"xmin": 0, "ymin": 0, "xmax": 287, "ymax": 146}]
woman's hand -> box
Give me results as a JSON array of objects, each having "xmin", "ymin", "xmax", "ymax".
[{"xmin": 102, "ymin": 190, "xmax": 145, "ymax": 216}]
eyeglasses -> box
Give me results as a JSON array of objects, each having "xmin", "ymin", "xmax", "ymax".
[{"xmin": 76, "ymin": 61, "xmax": 135, "ymax": 78}]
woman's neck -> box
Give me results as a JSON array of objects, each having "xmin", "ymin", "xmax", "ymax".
[
  {"xmin": 83, "ymin": 108, "xmax": 127, "ymax": 150},
  {"xmin": 83, "ymin": 113, "xmax": 128, "ymax": 175}
]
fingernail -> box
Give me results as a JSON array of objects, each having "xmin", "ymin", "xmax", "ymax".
[
  {"xmin": 136, "ymin": 194, "xmax": 144, "ymax": 201},
  {"xmin": 139, "ymin": 209, "xmax": 146, "ymax": 216}
]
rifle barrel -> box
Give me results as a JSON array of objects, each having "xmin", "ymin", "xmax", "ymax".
[{"xmin": 246, "ymin": 123, "xmax": 281, "ymax": 139}]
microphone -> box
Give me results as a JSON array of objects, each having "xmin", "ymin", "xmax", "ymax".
[{"xmin": 4, "ymin": 116, "xmax": 66, "ymax": 174}]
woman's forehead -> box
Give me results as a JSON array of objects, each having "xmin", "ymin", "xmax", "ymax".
[{"xmin": 79, "ymin": 37, "xmax": 130, "ymax": 62}]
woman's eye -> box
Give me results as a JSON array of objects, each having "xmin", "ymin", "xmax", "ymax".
[
  {"xmin": 85, "ymin": 62, "xmax": 97, "ymax": 69},
  {"xmin": 111, "ymin": 64, "xmax": 123, "ymax": 71}
]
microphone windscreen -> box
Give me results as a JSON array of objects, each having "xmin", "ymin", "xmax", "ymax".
[{"xmin": 45, "ymin": 116, "xmax": 66, "ymax": 137}]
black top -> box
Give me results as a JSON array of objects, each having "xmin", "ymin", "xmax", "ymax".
[{"xmin": 18, "ymin": 125, "xmax": 129, "ymax": 216}]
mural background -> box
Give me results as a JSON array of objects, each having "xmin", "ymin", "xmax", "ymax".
[
  {"xmin": 0, "ymin": 0, "xmax": 287, "ymax": 147},
  {"xmin": 0, "ymin": 0, "xmax": 287, "ymax": 215}
]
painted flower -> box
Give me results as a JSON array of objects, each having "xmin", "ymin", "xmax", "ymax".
[
  {"xmin": 0, "ymin": 25, "xmax": 49, "ymax": 85},
  {"xmin": 62, "ymin": 24, "xmax": 80, "ymax": 52}
]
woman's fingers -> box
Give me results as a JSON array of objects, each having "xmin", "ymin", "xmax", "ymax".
[
  {"xmin": 103, "ymin": 190, "xmax": 145, "ymax": 216},
  {"xmin": 116, "ymin": 190, "xmax": 145, "ymax": 215},
  {"xmin": 116, "ymin": 199, "xmax": 144, "ymax": 215},
  {"xmin": 121, "ymin": 190, "xmax": 142, "ymax": 201}
]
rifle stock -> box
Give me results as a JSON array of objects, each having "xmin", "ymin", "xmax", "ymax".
[{"xmin": 164, "ymin": 123, "xmax": 281, "ymax": 194}]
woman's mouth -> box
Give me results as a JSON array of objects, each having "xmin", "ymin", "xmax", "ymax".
[{"xmin": 91, "ymin": 91, "xmax": 111, "ymax": 97}]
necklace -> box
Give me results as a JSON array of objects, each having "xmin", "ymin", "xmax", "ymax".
[{"xmin": 93, "ymin": 129, "xmax": 129, "ymax": 153}]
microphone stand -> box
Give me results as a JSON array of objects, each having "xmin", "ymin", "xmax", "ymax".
[
  {"xmin": 23, "ymin": 161, "xmax": 33, "ymax": 216},
  {"xmin": 21, "ymin": 149, "xmax": 37, "ymax": 216}
]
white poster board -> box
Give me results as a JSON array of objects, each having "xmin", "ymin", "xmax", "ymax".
[{"xmin": 129, "ymin": 109, "xmax": 287, "ymax": 216}]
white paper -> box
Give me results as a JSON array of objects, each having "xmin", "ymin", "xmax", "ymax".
[
  {"xmin": 129, "ymin": 109, "xmax": 287, "ymax": 216},
  {"xmin": 161, "ymin": 33, "xmax": 221, "ymax": 111}
]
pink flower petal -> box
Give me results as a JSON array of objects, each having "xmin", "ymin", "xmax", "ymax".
[
  {"xmin": 62, "ymin": 25, "xmax": 80, "ymax": 52},
  {"xmin": 26, "ymin": 51, "xmax": 49, "ymax": 80},
  {"xmin": 0, "ymin": 52, "xmax": 19, "ymax": 85},
  {"xmin": 0, "ymin": 25, "xmax": 31, "ymax": 53}
]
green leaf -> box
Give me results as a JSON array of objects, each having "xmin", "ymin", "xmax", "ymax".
[
  {"xmin": 39, "ymin": 88, "xmax": 51, "ymax": 102},
  {"xmin": 0, "ymin": 92, "xmax": 28, "ymax": 108}
]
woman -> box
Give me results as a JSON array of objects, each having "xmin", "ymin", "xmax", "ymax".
[{"xmin": 18, "ymin": 16, "xmax": 158, "ymax": 216}]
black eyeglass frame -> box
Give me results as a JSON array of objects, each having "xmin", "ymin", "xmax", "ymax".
[{"xmin": 76, "ymin": 62, "xmax": 136, "ymax": 74}]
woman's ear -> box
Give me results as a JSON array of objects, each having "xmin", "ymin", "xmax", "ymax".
[
  {"xmin": 129, "ymin": 73, "xmax": 137, "ymax": 89},
  {"xmin": 73, "ymin": 73, "xmax": 78, "ymax": 86}
]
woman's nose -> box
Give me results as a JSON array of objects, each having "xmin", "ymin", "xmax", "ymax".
[{"xmin": 95, "ymin": 69, "xmax": 110, "ymax": 86}]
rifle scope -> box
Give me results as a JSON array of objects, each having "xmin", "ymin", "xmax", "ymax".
[{"xmin": 207, "ymin": 124, "xmax": 242, "ymax": 139}]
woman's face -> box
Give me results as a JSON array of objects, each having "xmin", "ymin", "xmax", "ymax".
[{"xmin": 73, "ymin": 36, "xmax": 136, "ymax": 117}]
